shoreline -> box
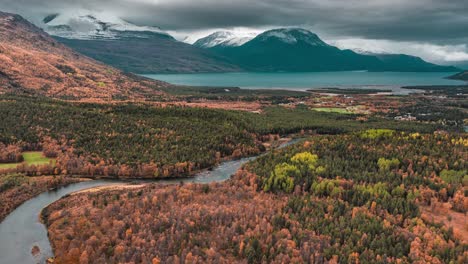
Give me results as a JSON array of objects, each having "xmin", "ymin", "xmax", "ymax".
[
  {"xmin": 59, "ymin": 136, "xmax": 297, "ymax": 182},
  {"xmin": 0, "ymin": 176, "xmax": 89, "ymax": 223},
  {"xmin": 1, "ymin": 136, "xmax": 299, "ymax": 222}
]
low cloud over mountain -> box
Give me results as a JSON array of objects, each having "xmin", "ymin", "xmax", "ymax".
[{"xmin": 1, "ymin": 0, "xmax": 468, "ymax": 64}]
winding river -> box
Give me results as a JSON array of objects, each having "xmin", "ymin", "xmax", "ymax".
[{"xmin": 0, "ymin": 139, "xmax": 299, "ymax": 264}]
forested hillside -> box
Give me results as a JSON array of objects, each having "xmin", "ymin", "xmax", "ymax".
[
  {"xmin": 43, "ymin": 131, "xmax": 467, "ymax": 263},
  {"xmin": 0, "ymin": 96, "xmax": 439, "ymax": 178}
]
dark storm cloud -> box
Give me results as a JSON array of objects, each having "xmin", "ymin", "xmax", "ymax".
[{"xmin": 1, "ymin": 0, "xmax": 467, "ymax": 44}]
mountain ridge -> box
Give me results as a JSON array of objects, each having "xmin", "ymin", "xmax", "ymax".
[
  {"xmin": 255, "ymin": 28, "xmax": 329, "ymax": 46},
  {"xmin": 373, "ymin": 54, "xmax": 459, "ymax": 72},
  {"xmin": 193, "ymin": 31, "xmax": 255, "ymax": 48},
  {"xmin": 42, "ymin": 12, "xmax": 169, "ymax": 40},
  {"xmin": 55, "ymin": 35, "xmax": 242, "ymax": 74},
  {"xmin": 448, "ymin": 71, "xmax": 468, "ymax": 81},
  {"xmin": 41, "ymin": 12, "xmax": 242, "ymax": 73},
  {"xmin": 0, "ymin": 11, "xmax": 168, "ymax": 101},
  {"xmin": 196, "ymin": 28, "xmax": 459, "ymax": 73},
  {"xmin": 209, "ymin": 28, "xmax": 384, "ymax": 72}
]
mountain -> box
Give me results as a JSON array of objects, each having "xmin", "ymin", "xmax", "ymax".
[
  {"xmin": 55, "ymin": 35, "xmax": 241, "ymax": 74},
  {"xmin": 209, "ymin": 28, "xmax": 383, "ymax": 72},
  {"xmin": 254, "ymin": 28, "xmax": 328, "ymax": 46},
  {"xmin": 448, "ymin": 71, "xmax": 468, "ymax": 81},
  {"xmin": 193, "ymin": 31, "xmax": 254, "ymax": 48},
  {"xmin": 373, "ymin": 54, "xmax": 460, "ymax": 72},
  {"xmin": 0, "ymin": 11, "xmax": 167, "ymax": 101},
  {"xmin": 43, "ymin": 13, "xmax": 241, "ymax": 73},
  {"xmin": 199, "ymin": 28, "xmax": 459, "ymax": 72},
  {"xmin": 43, "ymin": 12, "xmax": 167, "ymax": 40},
  {"xmin": 450, "ymin": 61, "xmax": 468, "ymax": 70}
]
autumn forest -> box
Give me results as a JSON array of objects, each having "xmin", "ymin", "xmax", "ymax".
[{"xmin": 0, "ymin": 6, "xmax": 467, "ymax": 264}]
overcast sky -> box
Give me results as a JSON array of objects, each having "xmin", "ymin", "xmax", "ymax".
[{"xmin": 1, "ymin": 0, "xmax": 468, "ymax": 64}]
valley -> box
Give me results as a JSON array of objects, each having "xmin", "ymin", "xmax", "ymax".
[
  {"xmin": 41, "ymin": 131, "xmax": 467, "ymax": 263},
  {"xmin": 0, "ymin": 83, "xmax": 466, "ymax": 263},
  {"xmin": 0, "ymin": 7, "xmax": 466, "ymax": 264}
]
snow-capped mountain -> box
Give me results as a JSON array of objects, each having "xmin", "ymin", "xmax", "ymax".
[
  {"xmin": 43, "ymin": 12, "xmax": 241, "ymax": 73},
  {"xmin": 205, "ymin": 28, "xmax": 458, "ymax": 72},
  {"xmin": 255, "ymin": 28, "xmax": 329, "ymax": 46},
  {"xmin": 42, "ymin": 11, "xmax": 169, "ymax": 40},
  {"xmin": 193, "ymin": 31, "xmax": 255, "ymax": 48}
]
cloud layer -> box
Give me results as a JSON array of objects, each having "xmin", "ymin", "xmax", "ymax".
[
  {"xmin": 331, "ymin": 39, "xmax": 468, "ymax": 64},
  {"xmin": 1, "ymin": 0, "xmax": 467, "ymax": 64}
]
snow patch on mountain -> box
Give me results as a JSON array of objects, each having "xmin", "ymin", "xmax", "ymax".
[
  {"xmin": 194, "ymin": 31, "xmax": 256, "ymax": 48},
  {"xmin": 257, "ymin": 28, "xmax": 329, "ymax": 46},
  {"xmin": 261, "ymin": 31, "xmax": 298, "ymax": 44},
  {"xmin": 42, "ymin": 11, "xmax": 168, "ymax": 40}
]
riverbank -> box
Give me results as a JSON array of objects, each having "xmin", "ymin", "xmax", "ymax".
[
  {"xmin": 65, "ymin": 136, "xmax": 295, "ymax": 182},
  {"xmin": 40, "ymin": 132, "xmax": 468, "ymax": 263},
  {"xmin": 0, "ymin": 180, "xmax": 130, "ymax": 264},
  {"xmin": 73, "ymin": 183, "xmax": 147, "ymax": 194},
  {"xmin": 42, "ymin": 172, "xmax": 274, "ymax": 263},
  {"xmin": 0, "ymin": 136, "xmax": 296, "ymax": 224},
  {"xmin": 0, "ymin": 137, "xmax": 301, "ymax": 263},
  {"xmin": 0, "ymin": 175, "xmax": 86, "ymax": 223}
]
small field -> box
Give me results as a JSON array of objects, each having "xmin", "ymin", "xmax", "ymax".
[
  {"xmin": 0, "ymin": 163, "xmax": 19, "ymax": 169},
  {"xmin": 0, "ymin": 152, "xmax": 55, "ymax": 169},
  {"xmin": 311, "ymin": 107, "xmax": 352, "ymax": 114}
]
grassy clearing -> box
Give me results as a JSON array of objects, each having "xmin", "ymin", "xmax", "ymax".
[
  {"xmin": 312, "ymin": 107, "xmax": 352, "ymax": 114},
  {"xmin": 0, "ymin": 152, "xmax": 55, "ymax": 169},
  {"xmin": 22, "ymin": 152, "xmax": 55, "ymax": 166},
  {"xmin": 0, "ymin": 163, "xmax": 20, "ymax": 169}
]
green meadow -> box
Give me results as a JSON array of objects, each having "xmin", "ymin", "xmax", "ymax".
[
  {"xmin": 311, "ymin": 107, "xmax": 352, "ymax": 114},
  {"xmin": 0, "ymin": 152, "xmax": 55, "ymax": 169}
]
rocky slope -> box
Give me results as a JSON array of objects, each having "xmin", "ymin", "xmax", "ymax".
[{"xmin": 0, "ymin": 11, "xmax": 170, "ymax": 101}]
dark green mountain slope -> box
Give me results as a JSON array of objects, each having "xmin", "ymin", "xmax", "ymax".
[
  {"xmin": 374, "ymin": 54, "xmax": 459, "ymax": 72},
  {"xmin": 207, "ymin": 28, "xmax": 458, "ymax": 73},
  {"xmin": 55, "ymin": 32, "xmax": 242, "ymax": 74},
  {"xmin": 448, "ymin": 71, "xmax": 468, "ymax": 81}
]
